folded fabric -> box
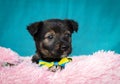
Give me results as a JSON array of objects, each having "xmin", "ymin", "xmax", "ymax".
[{"xmin": 0, "ymin": 47, "xmax": 120, "ymax": 84}]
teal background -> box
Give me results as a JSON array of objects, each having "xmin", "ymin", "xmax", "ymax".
[{"xmin": 0, "ymin": 0, "xmax": 120, "ymax": 56}]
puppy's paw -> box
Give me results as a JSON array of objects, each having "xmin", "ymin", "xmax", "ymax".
[
  {"xmin": 48, "ymin": 65, "xmax": 64, "ymax": 72},
  {"xmin": 1, "ymin": 59, "xmax": 23, "ymax": 67},
  {"xmin": 2, "ymin": 62, "xmax": 15, "ymax": 67}
]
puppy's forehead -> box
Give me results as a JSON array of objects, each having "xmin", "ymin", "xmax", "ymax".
[{"xmin": 43, "ymin": 21, "xmax": 68, "ymax": 33}]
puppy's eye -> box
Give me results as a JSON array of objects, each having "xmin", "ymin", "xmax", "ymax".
[
  {"xmin": 47, "ymin": 35, "xmax": 54, "ymax": 39},
  {"xmin": 65, "ymin": 33, "xmax": 71, "ymax": 37}
]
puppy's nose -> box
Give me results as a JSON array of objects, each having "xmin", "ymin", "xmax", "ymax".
[{"xmin": 60, "ymin": 45, "xmax": 68, "ymax": 51}]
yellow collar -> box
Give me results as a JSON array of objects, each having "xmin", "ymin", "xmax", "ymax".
[{"xmin": 38, "ymin": 57, "xmax": 72, "ymax": 68}]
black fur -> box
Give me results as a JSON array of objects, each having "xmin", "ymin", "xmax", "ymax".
[{"xmin": 27, "ymin": 19, "xmax": 78, "ymax": 64}]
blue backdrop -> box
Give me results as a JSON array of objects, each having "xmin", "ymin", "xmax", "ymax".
[{"xmin": 0, "ymin": 0, "xmax": 120, "ymax": 56}]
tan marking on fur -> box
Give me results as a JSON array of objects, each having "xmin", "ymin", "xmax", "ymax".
[
  {"xmin": 65, "ymin": 31, "xmax": 72, "ymax": 42},
  {"xmin": 65, "ymin": 31, "xmax": 71, "ymax": 34},
  {"xmin": 44, "ymin": 30, "xmax": 55, "ymax": 46},
  {"xmin": 39, "ymin": 42, "xmax": 51, "ymax": 57},
  {"xmin": 55, "ymin": 44, "xmax": 60, "ymax": 50},
  {"xmin": 44, "ymin": 30, "xmax": 55, "ymax": 38}
]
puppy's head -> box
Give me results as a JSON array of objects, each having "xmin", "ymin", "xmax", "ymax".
[{"xmin": 27, "ymin": 19, "xmax": 78, "ymax": 62}]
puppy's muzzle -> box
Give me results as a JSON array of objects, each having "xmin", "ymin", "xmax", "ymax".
[{"xmin": 60, "ymin": 44, "xmax": 69, "ymax": 51}]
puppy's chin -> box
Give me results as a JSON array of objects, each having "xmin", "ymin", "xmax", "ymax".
[
  {"xmin": 52, "ymin": 47, "xmax": 71, "ymax": 58},
  {"xmin": 61, "ymin": 55, "xmax": 67, "ymax": 58},
  {"xmin": 51, "ymin": 51, "xmax": 70, "ymax": 59}
]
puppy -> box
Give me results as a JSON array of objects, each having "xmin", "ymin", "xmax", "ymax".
[{"xmin": 27, "ymin": 19, "xmax": 78, "ymax": 72}]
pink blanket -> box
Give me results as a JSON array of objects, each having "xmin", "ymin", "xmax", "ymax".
[{"xmin": 0, "ymin": 47, "xmax": 120, "ymax": 84}]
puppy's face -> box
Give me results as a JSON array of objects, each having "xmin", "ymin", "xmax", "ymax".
[{"xmin": 27, "ymin": 19, "xmax": 78, "ymax": 62}]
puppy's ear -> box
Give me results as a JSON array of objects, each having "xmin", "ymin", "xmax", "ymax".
[
  {"xmin": 27, "ymin": 22, "xmax": 43, "ymax": 36},
  {"xmin": 64, "ymin": 20, "xmax": 78, "ymax": 33}
]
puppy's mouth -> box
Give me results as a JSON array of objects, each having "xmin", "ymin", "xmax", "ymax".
[{"xmin": 51, "ymin": 47, "xmax": 71, "ymax": 58}]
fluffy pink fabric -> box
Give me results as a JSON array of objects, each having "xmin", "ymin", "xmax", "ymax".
[{"xmin": 0, "ymin": 47, "xmax": 120, "ymax": 84}]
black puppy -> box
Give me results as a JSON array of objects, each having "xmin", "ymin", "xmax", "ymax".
[{"xmin": 27, "ymin": 19, "xmax": 78, "ymax": 71}]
